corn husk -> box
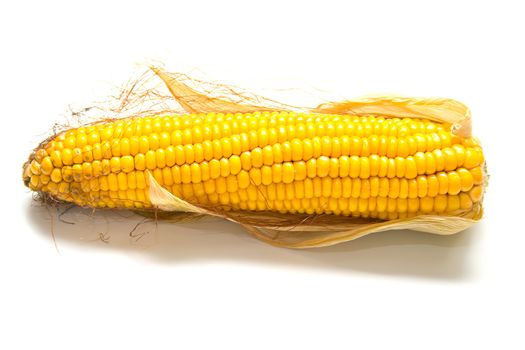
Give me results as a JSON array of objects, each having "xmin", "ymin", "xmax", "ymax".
[{"xmin": 145, "ymin": 67, "xmax": 485, "ymax": 248}]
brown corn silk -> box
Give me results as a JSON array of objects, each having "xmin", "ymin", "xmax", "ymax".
[{"xmin": 141, "ymin": 68, "xmax": 485, "ymax": 248}]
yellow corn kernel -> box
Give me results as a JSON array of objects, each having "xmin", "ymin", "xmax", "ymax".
[
  {"xmin": 49, "ymin": 168, "xmax": 62, "ymax": 183},
  {"xmin": 426, "ymin": 175, "xmax": 439, "ymax": 197},
  {"xmin": 348, "ymin": 156, "xmax": 359, "ymax": 178},
  {"xmin": 470, "ymin": 166, "xmax": 484, "ymax": 185},
  {"xmin": 459, "ymin": 193, "xmax": 473, "ymax": 210},
  {"xmin": 464, "ymin": 147, "xmax": 484, "ymax": 169},
  {"xmin": 61, "ymin": 148, "xmax": 73, "ymax": 165},
  {"xmin": 434, "ymin": 195, "xmax": 448, "ymax": 213},
  {"xmin": 40, "ymin": 157, "xmax": 53, "ymax": 175},
  {"xmin": 49, "ymin": 150, "xmax": 63, "ymax": 168},
  {"xmin": 447, "ymin": 171, "xmax": 462, "ymax": 195},
  {"xmin": 82, "ymin": 163, "xmax": 93, "ymax": 179},
  {"xmin": 442, "ymin": 147, "xmax": 457, "ymax": 171},
  {"xmin": 120, "ymin": 156, "xmax": 134, "ymax": 173},
  {"xmin": 414, "ymin": 152, "xmax": 426, "ymax": 175},
  {"xmin": 457, "ymin": 168, "xmax": 474, "ymax": 192},
  {"xmin": 436, "ymin": 172, "xmax": 449, "ymax": 195},
  {"xmin": 220, "ymin": 158, "xmax": 230, "ymax": 177},
  {"xmin": 417, "ymin": 176, "xmax": 428, "ymax": 198},
  {"xmin": 145, "ymin": 150, "xmax": 156, "ymax": 170},
  {"xmin": 469, "ymin": 185, "xmax": 483, "ymax": 202},
  {"xmin": 110, "ymin": 157, "xmax": 120, "ymax": 173},
  {"xmin": 156, "ymin": 149, "xmax": 166, "ymax": 168},
  {"xmin": 447, "ymin": 195, "xmax": 460, "ymax": 212},
  {"xmin": 317, "ymin": 156, "xmax": 330, "ymax": 177}
]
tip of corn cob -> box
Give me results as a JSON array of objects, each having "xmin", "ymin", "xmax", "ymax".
[{"xmin": 23, "ymin": 161, "xmax": 31, "ymax": 188}]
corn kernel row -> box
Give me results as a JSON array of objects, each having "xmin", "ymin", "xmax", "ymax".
[
  {"xmin": 43, "ymin": 131, "xmax": 463, "ymax": 168},
  {"xmin": 38, "ymin": 179, "xmax": 478, "ymax": 218},
  {"xmin": 171, "ymin": 188, "xmax": 478, "ymax": 218},
  {"xmin": 35, "ymin": 147, "xmax": 484, "ymax": 187},
  {"xmin": 60, "ymin": 113, "xmax": 448, "ymax": 145},
  {"xmin": 33, "ymin": 162, "xmax": 484, "ymax": 201}
]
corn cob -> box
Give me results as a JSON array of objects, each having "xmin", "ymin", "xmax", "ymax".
[{"xmin": 23, "ymin": 111, "xmax": 485, "ymax": 220}]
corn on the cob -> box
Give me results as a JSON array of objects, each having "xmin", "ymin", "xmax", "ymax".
[{"xmin": 23, "ymin": 111, "xmax": 485, "ymax": 220}]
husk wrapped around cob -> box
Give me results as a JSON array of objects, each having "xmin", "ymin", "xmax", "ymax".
[{"xmin": 23, "ymin": 68, "xmax": 487, "ymax": 248}]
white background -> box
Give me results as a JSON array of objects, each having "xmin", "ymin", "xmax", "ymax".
[{"xmin": 1, "ymin": 1, "xmax": 524, "ymax": 349}]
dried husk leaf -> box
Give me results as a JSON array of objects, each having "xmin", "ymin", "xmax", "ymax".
[
  {"xmin": 146, "ymin": 171, "xmax": 211, "ymax": 214},
  {"xmin": 145, "ymin": 67, "xmax": 485, "ymax": 248},
  {"xmin": 314, "ymin": 96, "xmax": 472, "ymax": 138},
  {"xmin": 151, "ymin": 67, "xmax": 281, "ymax": 114}
]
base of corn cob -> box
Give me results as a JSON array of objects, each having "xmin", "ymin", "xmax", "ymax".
[{"xmin": 22, "ymin": 68, "xmax": 487, "ymax": 247}]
